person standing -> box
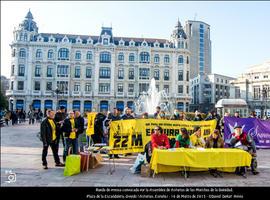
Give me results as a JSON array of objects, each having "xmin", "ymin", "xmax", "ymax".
[
  {"xmin": 121, "ymin": 107, "xmax": 134, "ymax": 120},
  {"xmin": 54, "ymin": 106, "xmax": 67, "ymax": 159},
  {"xmin": 75, "ymin": 111, "xmax": 85, "ymax": 152},
  {"xmin": 40, "ymin": 110, "xmax": 65, "ymax": 169},
  {"xmin": 154, "ymin": 106, "xmax": 161, "ymax": 119},
  {"xmin": 62, "ymin": 111, "xmax": 79, "ymax": 162}
]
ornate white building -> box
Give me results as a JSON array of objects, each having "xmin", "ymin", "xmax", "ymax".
[
  {"xmin": 230, "ymin": 60, "xmax": 270, "ymax": 117},
  {"xmin": 6, "ymin": 11, "xmax": 192, "ymax": 113}
]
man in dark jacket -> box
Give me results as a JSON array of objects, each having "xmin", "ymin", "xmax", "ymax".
[
  {"xmin": 40, "ymin": 110, "xmax": 64, "ymax": 169},
  {"xmin": 62, "ymin": 111, "xmax": 79, "ymax": 162},
  {"xmin": 121, "ymin": 107, "xmax": 134, "ymax": 120},
  {"xmin": 91, "ymin": 112, "xmax": 107, "ymax": 144},
  {"xmin": 75, "ymin": 111, "xmax": 85, "ymax": 152}
]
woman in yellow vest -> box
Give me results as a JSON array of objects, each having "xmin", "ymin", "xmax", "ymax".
[
  {"xmin": 62, "ymin": 111, "xmax": 79, "ymax": 162},
  {"xmin": 190, "ymin": 126, "xmax": 205, "ymax": 148}
]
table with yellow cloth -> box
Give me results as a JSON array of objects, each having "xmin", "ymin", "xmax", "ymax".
[{"xmin": 150, "ymin": 148, "xmax": 252, "ymax": 175}]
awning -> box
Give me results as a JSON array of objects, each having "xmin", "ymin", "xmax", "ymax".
[
  {"xmin": 73, "ymin": 101, "xmax": 81, "ymax": 110},
  {"xmin": 16, "ymin": 100, "xmax": 24, "ymax": 109},
  {"xmin": 116, "ymin": 101, "xmax": 124, "ymax": 111},
  {"xmin": 84, "ymin": 101, "xmax": 92, "ymax": 111},
  {"xmin": 44, "ymin": 100, "xmax": 53, "ymax": 109},
  {"xmin": 33, "ymin": 100, "xmax": 41, "ymax": 109},
  {"xmin": 100, "ymin": 101, "xmax": 108, "ymax": 111}
]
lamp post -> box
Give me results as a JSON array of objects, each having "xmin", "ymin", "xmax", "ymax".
[
  {"xmin": 55, "ymin": 87, "xmax": 60, "ymax": 110},
  {"xmin": 262, "ymin": 84, "xmax": 269, "ymax": 118}
]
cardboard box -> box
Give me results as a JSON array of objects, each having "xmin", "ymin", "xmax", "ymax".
[
  {"xmin": 141, "ymin": 164, "xmax": 151, "ymax": 177},
  {"xmin": 89, "ymin": 153, "xmax": 103, "ymax": 169}
]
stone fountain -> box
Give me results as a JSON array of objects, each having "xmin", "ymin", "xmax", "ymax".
[{"xmin": 134, "ymin": 78, "xmax": 173, "ymax": 115}]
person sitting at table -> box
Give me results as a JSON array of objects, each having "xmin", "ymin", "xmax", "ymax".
[
  {"xmin": 151, "ymin": 126, "xmax": 170, "ymax": 150},
  {"xmin": 230, "ymin": 124, "xmax": 259, "ymax": 175},
  {"xmin": 205, "ymin": 129, "xmax": 224, "ymax": 148},
  {"xmin": 175, "ymin": 128, "xmax": 190, "ymax": 148},
  {"xmin": 205, "ymin": 129, "xmax": 224, "ymax": 177},
  {"xmin": 190, "ymin": 126, "xmax": 205, "ymax": 148}
]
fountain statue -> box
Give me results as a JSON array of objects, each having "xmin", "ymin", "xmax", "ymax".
[{"xmin": 134, "ymin": 78, "xmax": 173, "ymax": 115}]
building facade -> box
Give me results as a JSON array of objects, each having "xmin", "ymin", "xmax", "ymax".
[
  {"xmin": 190, "ymin": 73, "xmax": 235, "ymax": 113},
  {"xmin": 230, "ymin": 61, "xmax": 270, "ymax": 117},
  {"xmin": 6, "ymin": 11, "xmax": 192, "ymax": 113},
  {"xmin": 185, "ymin": 20, "xmax": 212, "ymax": 79}
]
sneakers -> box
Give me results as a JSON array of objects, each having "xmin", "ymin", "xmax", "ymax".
[{"xmin": 55, "ymin": 162, "xmax": 65, "ymax": 167}]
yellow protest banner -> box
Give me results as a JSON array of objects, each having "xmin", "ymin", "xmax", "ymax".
[
  {"xmin": 109, "ymin": 119, "xmax": 217, "ymax": 154},
  {"xmin": 86, "ymin": 112, "xmax": 97, "ymax": 136}
]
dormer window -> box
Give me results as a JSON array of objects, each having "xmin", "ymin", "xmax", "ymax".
[
  {"xmin": 119, "ymin": 39, "xmax": 125, "ymax": 46},
  {"xmin": 103, "ymin": 38, "xmax": 108, "ymax": 45},
  {"xmin": 129, "ymin": 40, "xmax": 135, "ymax": 47},
  {"xmin": 154, "ymin": 42, "xmax": 160, "ymax": 48},
  {"xmin": 87, "ymin": 37, "xmax": 93, "ymax": 44},
  {"xmin": 62, "ymin": 36, "xmax": 69, "ymax": 43},
  {"xmin": 76, "ymin": 38, "xmax": 82, "ymax": 44},
  {"xmin": 37, "ymin": 35, "xmax": 43, "ymax": 42},
  {"xmin": 142, "ymin": 41, "xmax": 148, "ymax": 47},
  {"xmin": 164, "ymin": 43, "xmax": 169, "ymax": 48}
]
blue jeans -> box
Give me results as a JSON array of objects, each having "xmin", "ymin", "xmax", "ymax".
[{"xmin": 63, "ymin": 137, "xmax": 78, "ymax": 162}]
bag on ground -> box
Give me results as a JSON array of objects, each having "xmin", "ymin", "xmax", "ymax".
[
  {"xmin": 131, "ymin": 153, "xmax": 145, "ymax": 174},
  {"xmin": 64, "ymin": 154, "xmax": 81, "ymax": 176}
]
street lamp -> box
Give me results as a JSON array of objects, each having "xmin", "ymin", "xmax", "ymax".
[
  {"xmin": 55, "ymin": 87, "xmax": 60, "ymax": 110},
  {"xmin": 262, "ymin": 84, "xmax": 269, "ymax": 118}
]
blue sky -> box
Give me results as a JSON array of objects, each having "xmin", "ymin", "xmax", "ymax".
[{"xmin": 1, "ymin": 1, "xmax": 270, "ymax": 78}]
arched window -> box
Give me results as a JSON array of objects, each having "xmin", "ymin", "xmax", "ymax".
[
  {"xmin": 178, "ymin": 55, "xmax": 184, "ymax": 64},
  {"xmin": 58, "ymin": 48, "xmax": 69, "ymax": 60},
  {"xmin": 47, "ymin": 49, "xmax": 54, "ymax": 59},
  {"xmin": 139, "ymin": 52, "xmax": 150, "ymax": 63},
  {"xmin": 75, "ymin": 51, "xmax": 81, "ymax": 60},
  {"xmin": 100, "ymin": 51, "xmax": 111, "ymax": 63},
  {"xmin": 86, "ymin": 51, "xmax": 92, "ymax": 61},
  {"xmin": 19, "ymin": 48, "xmax": 26, "ymax": 58},
  {"xmin": 36, "ymin": 49, "xmax": 42, "ymax": 59},
  {"xmin": 118, "ymin": 52, "xmax": 124, "ymax": 62},
  {"xmin": 129, "ymin": 53, "xmax": 135, "ymax": 62},
  {"xmin": 164, "ymin": 55, "xmax": 170, "ymax": 64}
]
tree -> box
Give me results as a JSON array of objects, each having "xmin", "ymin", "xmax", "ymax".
[{"xmin": 0, "ymin": 91, "xmax": 8, "ymax": 110}]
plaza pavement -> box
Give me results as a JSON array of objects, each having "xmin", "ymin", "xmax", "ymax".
[{"xmin": 1, "ymin": 122, "xmax": 270, "ymax": 187}]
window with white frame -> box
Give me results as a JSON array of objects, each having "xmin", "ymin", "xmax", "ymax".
[
  {"xmin": 74, "ymin": 83, "xmax": 80, "ymax": 91},
  {"xmin": 99, "ymin": 83, "xmax": 110, "ymax": 93},
  {"xmin": 139, "ymin": 68, "xmax": 150, "ymax": 80},
  {"xmin": 86, "ymin": 67, "xmax": 92, "ymax": 78},
  {"xmin": 75, "ymin": 66, "xmax": 80, "ymax": 78},
  {"xmin": 118, "ymin": 68, "xmax": 124, "ymax": 79}
]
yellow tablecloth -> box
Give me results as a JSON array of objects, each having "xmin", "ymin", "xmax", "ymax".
[{"xmin": 150, "ymin": 148, "xmax": 252, "ymax": 174}]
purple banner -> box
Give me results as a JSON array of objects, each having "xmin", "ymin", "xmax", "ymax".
[{"xmin": 224, "ymin": 117, "xmax": 270, "ymax": 149}]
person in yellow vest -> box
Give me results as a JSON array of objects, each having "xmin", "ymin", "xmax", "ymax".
[
  {"xmin": 41, "ymin": 110, "xmax": 65, "ymax": 169},
  {"xmin": 62, "ymin": 111, "xmax": 79, "ymax": 162},
  {"xmin": 190, "ymin": 126, "xmax": 205, "ymax": 148}
]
